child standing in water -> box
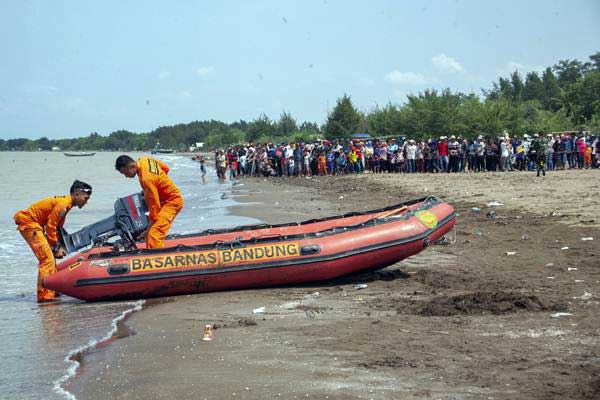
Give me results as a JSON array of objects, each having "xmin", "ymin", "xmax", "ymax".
[{"xmin": 198, "ymin": 155, "xmax": 207, "ymax": 182}]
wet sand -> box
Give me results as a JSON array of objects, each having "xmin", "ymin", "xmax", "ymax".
[{"xmin": 70, "ymin": 170, "xmax": 599, "ymax": 400}]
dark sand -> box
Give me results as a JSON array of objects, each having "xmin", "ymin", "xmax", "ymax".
[{"xmin": 70, "ymin": 170, "xmax": 599, "ymax": 400}]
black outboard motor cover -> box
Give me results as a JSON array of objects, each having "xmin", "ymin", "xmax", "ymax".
[{"xmin": 60, "ymin": 193, "xmax": 149, "ymax": 253}]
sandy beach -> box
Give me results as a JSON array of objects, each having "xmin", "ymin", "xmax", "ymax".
[{"xmin": 70, "ymin": 170, "xmax": 599, "ymax": 400}]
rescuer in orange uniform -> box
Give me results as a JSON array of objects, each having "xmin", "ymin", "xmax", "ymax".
[
  {"xmin": 14, "ymin": 180, "xmax": 92, "ymax": 303},
  {"xmin": 115, "ymin": 155, "xmax": 183, "ymax": 249}
]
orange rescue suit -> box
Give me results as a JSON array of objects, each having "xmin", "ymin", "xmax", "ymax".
[
  {"xmin": 137, "ymin": 157, "xmax": 184, "ymax": 248},
  {"xmin": 14, "ymin": 195, "xmax": 72, "ymax": 302}
]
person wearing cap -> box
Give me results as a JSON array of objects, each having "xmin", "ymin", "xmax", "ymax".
[
  {"xmin": 14, "ymin": 180, "xmax": 92, "ymax": 302},
  {"xmin": 474, "ymin": 136, "xmax": 485, "ymax": 172},
  {"xmin": 116, "ymin": 155, "xmax": 184, "ymax": 249},
  {"xmin": 531, "ymin": 133, "xmax": 546, "ymax": 176},
  {"xmin": 545, "ymin": 134, "xmax": 555, "ymax": 171},
  {"xmin": 515, "ymin": 140, "xmax": 526, "ymax": 171},
  {"xmin": 447, "ymin": 135, "xmax": 460, "ymax": 172},
  {"xmin": 406, "ymin": 139, "xmax": 417, "ymax": 173}
]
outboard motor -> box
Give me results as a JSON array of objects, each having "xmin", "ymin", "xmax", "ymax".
[{"xmin": 60, "ymin": 193, "xmax": 149, "ymax": 253}]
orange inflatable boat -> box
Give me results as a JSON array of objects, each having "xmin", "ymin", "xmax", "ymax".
[{"xmin": 45, "ymin": 196, "xmax": 456, "ymax": 301}]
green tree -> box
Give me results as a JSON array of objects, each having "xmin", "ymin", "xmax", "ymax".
[
  {"xmin": 367, "ymin": 104, "xmax": 400, "ymax": 137},
  {"xmin": 323, "ymin": 95, "xmax": 362, "ymax": 139},
  {"xmin": 452, "ymin": 96, "xmax": 486, "ymax": 136},
  {"xmin": 221, "ymin": 128, "xmax": 246, "ymax": 145},
  {"xmin": 522, "ymin": 72, "xmax": 544, "ymax": 101},
  {"xmin": 479, "ymin": 98, "xmax": 520, "ymax": 135},
  {"xmin": 498, "ymin": 77, "xmax": 513, "ymax": 100},
  {"xmin": 246, "ymin": 114, "xmax": 275, "ymax": 143},
  {"xmin": 298, "ymin": 121, "xmax": 321, "ymax": 135},
  {"xmin": 589, "ymin": 51, "xmax": 600, "ymax": 72},
  {"xmin": 510, "ymin": 71, "xmax": 524, "ymax": 102},
  {"xmin": 562, "ymin": 71, "xmax": 600, "ymax": 124},
  {"xmin": 541, "ymin": 68, "xmax": 562, "ymax": 111},
  {"xmin": 35, "ymin": 137, "xmax": 52, "ymax": 150},
  {"xmin": 553, "ymin": 59, "xmax": 590, "ymax": 87},
  {"xmin": 402, "ymin": 89, "xmax": 464, "ymax": 137},
  {"xmin": 277, "ymin": 111, "xmax": 297, "ymax": 137}
]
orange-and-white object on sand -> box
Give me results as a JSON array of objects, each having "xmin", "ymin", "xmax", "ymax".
[
  {"xmin": 45, "ymin": 196, "xmax": 456, "ymax": 302},
  {"xmin": 14, "ymin": 195, "xmax": 72, "ymax": 302},
  {"xmin": 202, "ymin": 325, "xmax": 213, "ymax": 341}
]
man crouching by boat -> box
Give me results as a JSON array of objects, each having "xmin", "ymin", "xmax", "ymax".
[
  {"xmin": 115, "ymin": 155, "xmax": 183, "ymax": 249},
  {"xmin": 14, "ymin": 180, "xmax": 92, "ymax": 303}
]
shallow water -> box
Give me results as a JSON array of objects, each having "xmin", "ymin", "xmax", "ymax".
[{"xmin": 0, "ymin": 151, "xmax": 257, "ymax": 400}]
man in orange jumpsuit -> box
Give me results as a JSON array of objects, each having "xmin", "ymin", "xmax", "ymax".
[
  {"xmin": 115, "ymin": 155, "xmax": 183, "ymax": 249},
  {"xmin": 14, "ymin": 180, "xmax": 92, "ymax": 303}
]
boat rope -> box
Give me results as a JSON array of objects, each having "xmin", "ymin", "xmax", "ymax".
[{"xmin": 436, "ymin": 225, "xmax": 457, "ymax": 246}]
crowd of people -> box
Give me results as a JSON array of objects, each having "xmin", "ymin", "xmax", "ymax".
[{"xmin": 200, "ymin": 131, "xmax": 599, "ymax": 180}]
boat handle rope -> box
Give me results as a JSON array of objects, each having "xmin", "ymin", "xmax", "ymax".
[
  {"xmin": 250, "ymin": 233, "xmax": 285, "ymax": 242},
  {"xmin": 214, "ymin": 236, "xmax": 246, "ymax": 249}
]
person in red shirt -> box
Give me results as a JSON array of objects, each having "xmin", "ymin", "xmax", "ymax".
[
  {"xmin": 354, "ymin": 146, "xmax": 363, "ymax": 173},
  {"xmin": 437, "ymin": 136, "xmax": 449, "ymax": 172},
  {"xmin": 226, "ymin": 148, "xmax": 238, "ymax": 180}
]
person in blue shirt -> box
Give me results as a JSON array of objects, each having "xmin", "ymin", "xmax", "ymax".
[
  {"xmin": 565, "ymin": 135, "xmax": 575, "ymax": 168},
  {"xmin": 293, "ymin": 144, "xmax": 303, "ymax": 176},
  {"xmin": 326, "ymin": 150, "xmax": 335, "ymax": 175}
]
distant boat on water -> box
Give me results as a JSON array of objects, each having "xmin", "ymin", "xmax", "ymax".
[
  {"xmin": 151, "ymin": 148, "xmax": 175, "ymax": 154},
  {"xmin": 64, "ymin": 152, "xmax": 96, "ymax": 157}
]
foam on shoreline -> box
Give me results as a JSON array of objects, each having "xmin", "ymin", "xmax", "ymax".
[{"xmin": 53, "ymin": 300, "xmax": 145, "ymax": 400}]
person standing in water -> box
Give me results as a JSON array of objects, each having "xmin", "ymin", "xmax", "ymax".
[
  {"xmin": 14, "ymin": 180, "xmax": 92, "ymax": 302},
  {"xmin": 197, "ymin": 155, "xmax": 207, "ymax": 182}
]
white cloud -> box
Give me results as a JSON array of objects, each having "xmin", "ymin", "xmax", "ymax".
[
  {"xmin": 196, "ymin": 66, "xmax": 214, "ymax": 77},
  {"xmin": 497, "ymin": 61, "xmax": 545, "ymax": 76},
  {"xmin": 179, "ymin": 90, "xmax": 192, "ymax": 98},
  {"xmin": 157, "ymin": 71, "xmax": 171, "ymax": 80},
  {"xmin": 386, "ymin": 70, "xmax": 428, "ymax": 85},
  {"xmin": 432, "ymin": 53, "xmax": 465, "ymax": 74}
]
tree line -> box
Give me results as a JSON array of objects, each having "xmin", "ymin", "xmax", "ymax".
[{"xmin": 2, "ymin": 51, "xmax": 598, "ymax": 151}]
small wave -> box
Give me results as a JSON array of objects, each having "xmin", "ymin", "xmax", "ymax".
[
  {"xmin": 0, "ymin": 242, "xmax": 18, "ymax": 251},
  {"xmin": 53, "ymin": 300, "xmax": 145, "ymax": 400}
]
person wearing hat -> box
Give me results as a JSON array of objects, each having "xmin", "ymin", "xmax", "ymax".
[
  {"xmin": 14, "ymin": 180, "xmax": 92, "ymax": 302},
  {"xmin": 531, "ymin": 133, "xmax": 546, "ymax": 176},
  {"xmin": 448, "ymin": 135, "xmax": 460, "ymax": 172}
]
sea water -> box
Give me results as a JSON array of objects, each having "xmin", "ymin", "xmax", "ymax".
[{"xmin": 0, "ymin": 152, "xmax": 258, "ymax": 400}]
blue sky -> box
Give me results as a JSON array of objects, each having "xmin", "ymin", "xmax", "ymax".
[{"xmin": 1, "ymin": 0, "xmax": 599, "ymax": 139}]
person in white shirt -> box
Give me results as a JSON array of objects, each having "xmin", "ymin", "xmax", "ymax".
[
  {"xmin": 546, "ymin": 134, "xmax": 555, "ymax": 170},
  {"xmin": 500, "ymin": 138, "xmax": 510, "ymax": 171},
  {"xmin": 406, "ymin": 139, "xmax": 417, "ymax": 173}
]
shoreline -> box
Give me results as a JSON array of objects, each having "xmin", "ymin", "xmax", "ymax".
[
  {"xmin": 56, "ymin": 300, "xmax": 145, "ymax": 400},
  {"xmin": 69, "ymin": 171, "xmax": 599, "ymax": 400}
]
